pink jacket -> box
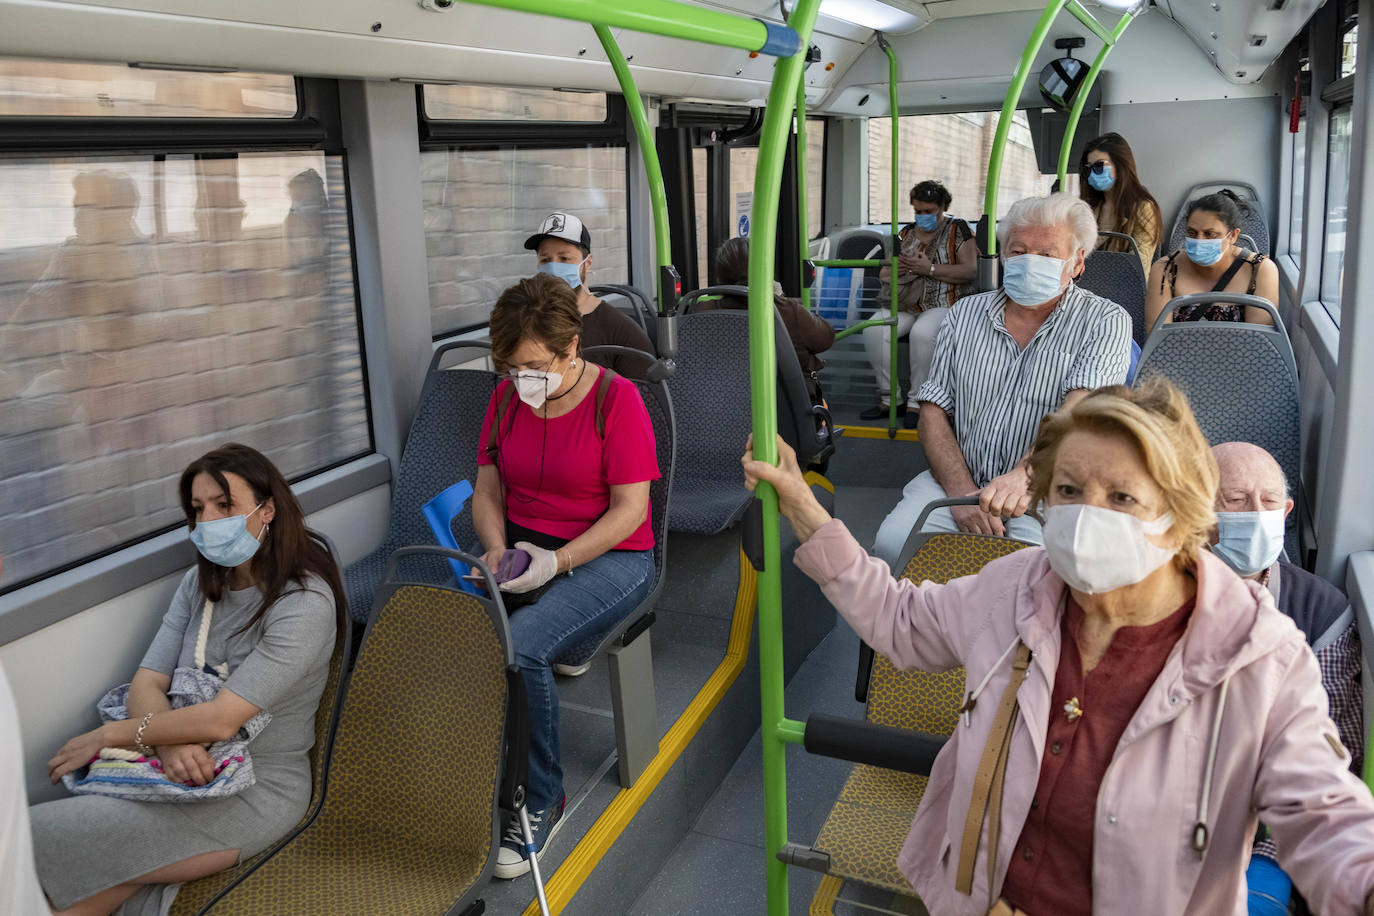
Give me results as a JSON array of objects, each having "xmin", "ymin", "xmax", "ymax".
[{"xmin": 794, "ymin": 520, "xmax": 1374, "ymax": 916}]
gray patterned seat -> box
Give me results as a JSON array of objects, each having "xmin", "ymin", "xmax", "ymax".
[
  {"xmin": 343, "ymin": 353, "xmax": 494, "ymax": 622},
  {"xmin": 1135, "ymin": 296, "xmax": 1299, "ymax": 551},
  {"xmin": 1167, "ymin": 181, "xmax": 1270, "ymax": 255},
  {"xmin": 1079, "ymin": 249, "xmax": 1147, "ymax": 345}
]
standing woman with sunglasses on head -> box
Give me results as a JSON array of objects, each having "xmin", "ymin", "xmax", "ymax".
[
  {"xmin": 1078, "ymin": 133, "xmax": 1163, "ymax": 278},
  {"xmin": 473, "ymin": 272, "xmax": 659, "ymax": 880}
]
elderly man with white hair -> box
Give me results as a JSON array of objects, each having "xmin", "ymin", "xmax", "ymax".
[
  {"xmin": 1209, "ymin": 441, "xmax": 1365, "ymax": 915},
  {"xmin": 871, "ymin": 193, "xmax": 1133, "ymax": 561}
]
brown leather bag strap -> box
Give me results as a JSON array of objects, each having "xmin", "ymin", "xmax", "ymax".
[
  {"xmin": 956, "ymin": 641, "xmax": 1032, "ymax": 898},
  {"xmin": 485, "ymin": 381, "xmax": 518, "ymax": 461},
  {"xmin": 593, "ymin": 367, "xmax": 617, "ymax": 439}
]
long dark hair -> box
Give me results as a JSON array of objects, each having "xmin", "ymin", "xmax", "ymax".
[
  {"xmin": 1078, "ymin": 133, "xmax": 1162, "ymax": 241},
  {"xmin": 179, "ymin": 443, "xmax": 347, "ymax": 638},
  {"xmin": 1185, "ymin": 189, "xmax": 1251, "ymax": 233}
]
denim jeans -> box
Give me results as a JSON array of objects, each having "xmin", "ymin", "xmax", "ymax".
[{"xmin": 508, "ymin": 548, "xmax": 655, "ymax": 813}]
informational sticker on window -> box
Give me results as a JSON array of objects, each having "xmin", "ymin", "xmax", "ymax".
[{"xmin": 736, "ymin": 191, "xmax": 752, "ymax": 238}]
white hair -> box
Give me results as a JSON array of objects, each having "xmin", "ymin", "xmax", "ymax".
[{"xmin": 997, "ymin": 192, "xmax": 1097, "ymax": 257}]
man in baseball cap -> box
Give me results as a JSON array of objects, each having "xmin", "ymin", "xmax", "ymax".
[{"xmin": 525, "ymin": 212, "xmax": 653, "ymax": 378}]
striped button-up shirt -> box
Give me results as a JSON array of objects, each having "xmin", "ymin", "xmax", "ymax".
[{"xmin": 916, "ymin": 282, "xmax": 1132, "ymax": 487}]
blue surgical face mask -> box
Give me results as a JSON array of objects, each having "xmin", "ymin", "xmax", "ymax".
[
  {"xmin": 1212, "ymin": 509, "xmax": 1286, "ymax": 577},
  {"xmin": 190, "ymin": 503, "xmax": 266, "ymax": 569},
  {"xmin": 1185, "ymin": 236, "xmax": 1227, "ymax": 267},
  {"xmin": 913, "ymin": 212, "xmax": 940, "ymax": 231},
  {"xmin": 1002, "ymin": 253, "xmax": 1068, "ymax": 306},
  {"xmin": 538, "ymin": 256, "xmax": 588, "ymax": 290},
  {"xmin": 1086, "ymin": 163, "xmax": 1115, "ymax": 192}
]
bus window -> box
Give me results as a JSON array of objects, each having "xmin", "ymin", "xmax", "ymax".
[
  {"xmin": 423, "ymin": 86, "xmax": 608, "ymax": 122},
  {"xmin": 730, "ymin": 145, "xmax": 759, "ymax": 240},
  {"xmin": 867, "ymin": 111, "xmax": 1053, "ymax": 223},
  {"xmin": 693, "ymin": 147, "xmax": 708, "ymax": 288},
  {"xmin": 421, "ymin": 146, "xmax": 629, "ymax": 336},
  {"xmin": 0, "ymin": 58, "xmax": 296, "ymax": 118},
  {"xmin": 806, "ymin": 118, "xmax": 826, "ymax": 238},
  {"xmin": 0, "ymin": 152, "xmax": 370, "ymax": 592},
  {"xmin": 1288, "ymin": 111, "xmax": 1306, "ymax": 265},
  {"xmin": 1321, "ymin": 107, "xmax": 1351, "ymax": 322}
]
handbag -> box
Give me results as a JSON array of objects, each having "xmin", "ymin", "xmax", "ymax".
[{"xmin": 62, "ymin": 598, "xmax": 270, "ymax": 802}]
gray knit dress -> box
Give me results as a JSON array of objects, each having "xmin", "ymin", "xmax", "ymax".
[{"xmin": 28, "ymin": 568, "xmax": 336, "ymax": 915}]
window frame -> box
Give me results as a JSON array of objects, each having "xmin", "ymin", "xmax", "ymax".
[{"xmin": 418, "ymin": 86, "xmax": 628, "ymax": 149}]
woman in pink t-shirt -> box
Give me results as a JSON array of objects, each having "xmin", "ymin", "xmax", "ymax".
[{"xmin": 473, "ymin": 273, "xmax": 659, "ymax": 880}]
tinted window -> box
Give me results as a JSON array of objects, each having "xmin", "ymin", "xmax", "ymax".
[{"xmin": 424, "ymin": 85, "xmax": 608, "ymax": 122}]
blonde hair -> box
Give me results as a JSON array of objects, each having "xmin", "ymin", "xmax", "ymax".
[{"xmin": 1027, "ymin": 379, "xmax": 1218, "ymax": 563}]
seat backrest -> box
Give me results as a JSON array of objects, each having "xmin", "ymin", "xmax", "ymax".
[
  {"xmin": 590, "ymin": 283, "xmax": 658, "ymax": 353},
  {"xmin": 1079, "ymin": 249, "xmax": 1148, "ymax": 345},
  {"xmin": 1167, "ymin": 181, "xmax": 1269, "ymax": 255},
  {"xmin": 679, "ymin": 287, "xmax": 833, "ymax": 468},
  {"xmin": 835, "ymin": 230, "xmax": 886, "ymax": 305},
  {"xmin": 1136, "ymin": 294, "xmax": 1299, "ymax": 504},
  {"xmin": 206, "ymin": 552, "xmax": 514, "ymax": 915}
]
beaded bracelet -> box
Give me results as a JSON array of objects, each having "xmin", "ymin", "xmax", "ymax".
[{"xmin": 134, "ymin": 712, "xmax": 156, "ymax": 757}]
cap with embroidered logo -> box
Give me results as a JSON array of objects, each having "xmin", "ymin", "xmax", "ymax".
[{"xmin": 524, "ymin": 212, "xmax": 592, "ymax": 253}]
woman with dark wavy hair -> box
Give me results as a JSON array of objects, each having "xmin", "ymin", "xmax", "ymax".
[
  {"xmin": 1078, "ymin": 133, "xmax": 1163, "ymax": 277},
  {"xmin": 31, "ymin": 443, "xmax": 344, "ymax": 916}
]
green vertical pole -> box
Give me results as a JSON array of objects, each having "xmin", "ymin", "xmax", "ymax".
[
  {"xmin": 982, "ymin": 0, "xmax": 1069, "ymax": 255},
  {"xmin": 881, "ymin": 36, "xmax": 900, "ymax": 437},
  {"xmin": 750, "ymin": 1, "xmax": 820, "ymax": 913},
  {"xmin": 796, "ymin": 80, "xmax": 812, "ymax": 310},
  {"xmin": 596, "ymin": 25, "xmax": 673, "ymax": 312},
  {"xmin": 1055, "ymin": 12, "xmax": 1134, "ymax": 189}
]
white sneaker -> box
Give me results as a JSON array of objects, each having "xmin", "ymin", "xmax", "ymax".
[{"xmin": 552, "ymin": 661, "xmax": 591, "ymax": 677}]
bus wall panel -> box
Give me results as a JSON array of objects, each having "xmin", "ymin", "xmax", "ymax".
[{"xmin": 4, "ymin": 481, "xmax": 389, "ymax": 803}]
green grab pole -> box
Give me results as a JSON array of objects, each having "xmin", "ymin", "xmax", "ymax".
[
  {"xmin": 453, "ymin": 0, "xmax": 797, "ymax": 56},
  {"xmin": 796, "ymin": 79, "xmax": 812, "ymax": 310},
  {"xmin": 750, "ymin": 0, "xmax": 821, "ymax": 913},
  {"xmin": 1064, "ymin": 0, "xmax": 1116, "ymax": 45},
  {"xmin": 983, "ymin": 0, "xmax": 1070, "ymax": 255},
  {"xmin": 595, "ymin": 25, "xmax": 673, "ymax": 310},
  {"xmin": 813, "ymin": 258, "xmax": 883, "ymax": 268},
  {"xmin": 833, "ymin": 316, "xmax": 896, "ymax": 341},
  {"xmin": 1055, "ymin": 11, "xmax": 1135, "ymax": 188},
  {"xmin": 881, "ymin": 35, "xmax": 901, "ymax": 437}
]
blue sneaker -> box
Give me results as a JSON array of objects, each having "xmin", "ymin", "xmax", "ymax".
[{"xmin": 494, "ymin": 797, "xmax": 565, "ymax": 879}]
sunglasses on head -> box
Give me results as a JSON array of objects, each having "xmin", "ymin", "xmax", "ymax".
[{"xmin": 1083, "ymin": 161, "xmax": 1110, "ymax": 175}]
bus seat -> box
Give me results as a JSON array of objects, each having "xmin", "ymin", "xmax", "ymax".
[
  {"xmin": 170, "ymin": 608, "xmax": 352, "ymax": 916},
  {"xmin": 1078, "ymin": 248, "xmax": 1148, "ymax": 345},
  {"xmin": 806, "ymin": 500, "xmax": 1032, "ymax": 910},
  {"xmin": 664, "ymin": 310, "xmax": 757, "ymax": 534},
  {"xmin": 590, "ymin": 283, "xmax": 658, "ymax": 354},
  {"xmin": 1167, "ymin": 181, "xmax": 1270, "ymax": 256},
  {"xmin": 680, "ymin": 287, "xmax": 835, "ymax": 470},
  {"xmin": 200, "ymin": 548, "xmax": 518, "ymax": 916},
  {"xmin": 1135, "ymin": 295, "xmax": 1299, "ymax": 554},
  {"xmin": 342, "ymin": 341, "xmax": 495, "ymax": 622}
]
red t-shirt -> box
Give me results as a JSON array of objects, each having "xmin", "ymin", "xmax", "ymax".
[
  {"xmin": 476, "ymin": 368, "xmax": 659, "ymax": 551},
  {"xmin": 1000, "ymin": 593, "xmax": 1193, "ymax": 916}
]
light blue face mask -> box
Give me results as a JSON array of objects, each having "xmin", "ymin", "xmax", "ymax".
[
  {"xmin": 1087, "ymin": 164, "xmax": 1115, "ymax": 192},
  {"xmin": 1212, "ymin": 509, "xmax": 1286, "ymax": 577},
  {"xmin": 913, "ymin": 212, "xmax": 940, "ymax": 231},
  {"xmin": 190, "ymin": 503, "xmax": 266, "ymax": 569},
  {"xmin": 538, "ymin": 257, "xmax": 587, "ymax": 290},
  {"xmin": 1185, "ymin": 236, "xmax": 1227, "ymax": 267},
  {"xmin": 1002, "ymin": 253, "xmax": 1067, "ymax": 306}
]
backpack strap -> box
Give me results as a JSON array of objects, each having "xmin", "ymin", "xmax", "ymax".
[
  {"xmin": 594, "ymin": 367, "xmax": 617, "ymax": 439},
  {"xmin": 485, "ymin": 380, "xmax": 518, "ymax": 462}
]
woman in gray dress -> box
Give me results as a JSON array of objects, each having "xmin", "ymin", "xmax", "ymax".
[{"xmin": 31, "ymin": 443, "xmax": 345, "ymax": 916}]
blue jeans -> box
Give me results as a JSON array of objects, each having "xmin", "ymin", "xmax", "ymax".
[{"xmin": 509, "ymin": 548, "xmax": 655, "ymax": 813}]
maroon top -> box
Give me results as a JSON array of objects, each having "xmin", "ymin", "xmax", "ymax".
[{"xmin": 1000, "ymin": 593, "xmax": 1194, "ymax": 915}]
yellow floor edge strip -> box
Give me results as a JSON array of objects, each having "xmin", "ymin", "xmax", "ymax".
[
  {"xmin": 835, "ymin": 425, "xmax": 920, "ymax": 442},
  {"xmin": 809, "ymin": 875, "xmax": 843, "ymax": 915},
  {"xmin": 522, "ymin": 549, "xmax": 761, "ymax": 916}
]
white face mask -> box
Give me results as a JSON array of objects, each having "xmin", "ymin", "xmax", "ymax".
[
  {"xmin": 1043, "ymin": 504, "xmax": 1176, "ymax": 595},
  {"xmin": 511, "ymin": 369, "xmax": 563, "ymax": 409},
  {"xmin": 1212, "ymin": 509, "xmax": 1286, "ymax": 577}
]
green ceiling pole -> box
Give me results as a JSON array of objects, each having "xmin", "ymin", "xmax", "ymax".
[
  {"xmin": 982, "ymin": 0, "xmax": 1069, "ymax": 257},
  {"xmin": 796, "ymin": 79, "xmax": 812, "ymax": 310},
  {"xmin": 1055, "ymin": 10, "xmax": 1136, "ymax": 188},
  {"xmin": 880, "ymin": 33, "xmax": 900, "ymax": 436},
  {"xmin": 749, "ymin": 0, "xmax": 820, "ymax": 913},
  {"xmin": 596, "ymin": 24, "xmax": 673, "ymax": 308},
  {"xmin": 453, "ymin": 0, "xmax": 802, "ymax": 56}
]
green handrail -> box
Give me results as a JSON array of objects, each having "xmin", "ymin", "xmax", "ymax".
[
  {"xmin": 749, "ymin": 0, "xmax": 822, "ymax": 912},
  {"xmin": 834, "ymin": 315, "xmax": 895, "ymax": 340},
  {"xmin": 595, "ymin": 25, "xmax": 673, "ymax": 311},
  {"xmin": 881, "ymin": 35, "xmax": 901, "ymax": 436},
  {"xmin": 1055, "ymin": 11, "xmax": 1137, "ymax": 188},
  {"xmin": 813, "ymin": 258, "xmax": 882, "ymax": 268},
  {"xmin": 982, "ymin": 0, "xmax": 1068, "ymax": 256},
  {"xmin": 454, "ymin": 0, "xmax": 801, "ymax": 56},
  {"xmin": 796, "ymin": 79, "xmax": 812, "ymax": 310}
]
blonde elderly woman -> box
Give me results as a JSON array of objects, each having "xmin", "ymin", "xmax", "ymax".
[
  {"xmin": 743, "ymin": 379, "xmax": 1374, "ymax": 916},
  {"xmin": 871, "ymin": 193, "xmax": 1132, "ymax": 563}
]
